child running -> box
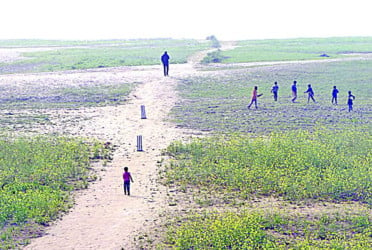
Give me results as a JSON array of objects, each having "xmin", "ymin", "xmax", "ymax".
[
  {"xmin": 247, "ymin": 86, "xmax": 262, "ymax": 109},
  {"xmin": 304, "ymin": 84, "xmax": 316, "ymax": 103},
  {"xmin": 347, "ymin": 91, "xmax": 355, "ymax": 112},
  {"xmin": 122, "ymin": 167, "xmax": 134, "ymax": 196}
]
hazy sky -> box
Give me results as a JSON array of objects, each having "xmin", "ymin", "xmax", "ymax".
[{"xmin": 1, "ymin": 0, "xmax": 371, "ymax": 41}]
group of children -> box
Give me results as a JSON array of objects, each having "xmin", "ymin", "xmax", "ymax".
[
  {"xmin": 248, "ymin": 81, "xmax": 356, "ymax": 112},
  {"xmin": 124, "ymin": 81, "xmax": 357, "ymax": 196}
]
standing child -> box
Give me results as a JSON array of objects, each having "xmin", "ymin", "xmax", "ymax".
[
  {"xmin": 291, "ymin": 81, "xmax": 297, "ymax": 103},
  {"xmin": 304, "ymin": 84, "xmax": 316, "ymax": 103},
  {"xmin": 347, "ymin": 91, "xmax": 355, "ymax": 112},
  {"xmin": 271, "ymin": 82, "xmax": 279, "ymax": 101},
  {"xmin": 247, "ymin": 86, "xmax": 262, "ymax": 109},
  {"xmin": 123, "ymin": 167, "xmax": 134, "ymax": 195},
  {"xmin": 331, "ymin": 86, "xmax": 339, "ymax": 105}
]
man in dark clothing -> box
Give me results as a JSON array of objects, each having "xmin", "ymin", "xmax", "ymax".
[{"xmin": 161, "ymin": 51, "xmax": 170, "ymax": 76}]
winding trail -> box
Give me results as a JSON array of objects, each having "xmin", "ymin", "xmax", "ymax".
[{"xmin": 24, "ymin": 58, "xmax": 203, "ymax": 249}]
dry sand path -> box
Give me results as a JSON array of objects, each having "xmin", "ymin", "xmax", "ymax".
[{"xmin": 23, "ymin": 62, "xmax": 200, "ymax": 249}]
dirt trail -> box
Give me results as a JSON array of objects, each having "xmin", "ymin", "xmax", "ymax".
[{"xmin": 24, "ymin": 61, "xmax": 201, "ymax": 249}]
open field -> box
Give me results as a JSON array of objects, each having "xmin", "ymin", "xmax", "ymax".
[
  {"xmin": 156, "ymin": 38, "xmax": 372, "ymax": 249},
  {"xmin": 171, "ymin": 59, "xmax": 372, "ymax": 134},
  {"xmin": 204, "ymin": 37, "xmax": 372, "ymax": 63},
  {"xmin": 0, "ymin": 39, "xmax": 210, "ymax": 74},
  {"xmin": 0, "ymin": 38, "xmax": 371, "ymax": 249}
]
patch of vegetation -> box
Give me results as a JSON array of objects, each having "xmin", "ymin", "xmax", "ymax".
[
  {"xmin": 201, "ymin": 49, "xmax": 226, "ymax": 63},
  {"xmin": 56, "ymin": 83, "xmax": 134, "ymax": 105},
  {"xmin": 157, "ymin": 127, "xmax": 371, "ymax": 249},
  {"xmin": 0, "ymin": 135, "xmax": 111, "ymax": 249},
  {"xmin": 0, "ymin": 82, "xmax": 137, "ymax": 110},
  {"xmin": 206, "ymin": 35, "xmax": 221, "ymax": 48},
  {"xmin": 162, "ymin": 128, "xmax": 371, "ymax": 204},
  {"xmin": 161, "ymin": 210, "xmax": 371, "ymax": 249},
  {"xmin": 0, "ymin": 113, "xmax": 50, "ymax": 130}
]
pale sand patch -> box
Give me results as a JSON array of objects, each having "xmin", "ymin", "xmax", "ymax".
[{"xmin": 0, "ymin": 48, "xmax": 57, "ymax": 63}]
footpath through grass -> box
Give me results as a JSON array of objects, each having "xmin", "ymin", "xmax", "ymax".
[{"xmin": 0, "ymin": 135, "xmax": 110, "ymax": 249}]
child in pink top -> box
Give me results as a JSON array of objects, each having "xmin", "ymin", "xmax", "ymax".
[
  {"xmin": 247, "ymin": 86, "xmax": 262, "ymax": 109},
  {"xmin": 123, "ymin": 167, "xmax": 134, "ymax": 195}
]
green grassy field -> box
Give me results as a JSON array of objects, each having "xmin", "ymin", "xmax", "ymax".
[
  {"xmin": 0, "ymin": 135, "xmax": 110, "ymax": 249},
  {"xmin": 158, "ymin": 119, "xmax": 371, "ymax": 249},
  {"xmin": 154, "ymin": 38, "xmax": 372, "ymax": 249},
  {"xmin": 0, "ymin": 39, "xmax": 211, "ymax": 73},
  {"xmin": 163, "ymin": 129, "xmax": 371, "ymax": 203},
  {"xmin": 162, "ymin": 210, "xmax": 371, "ymax": 249},
  {"xmin": 217, "ymin": 37, "xmax": 372, "ymax": 63}
]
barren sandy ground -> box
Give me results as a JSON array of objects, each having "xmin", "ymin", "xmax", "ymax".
[{"xmin": 0, "ymin": 48, "xmax": 57, "ymax": 63}]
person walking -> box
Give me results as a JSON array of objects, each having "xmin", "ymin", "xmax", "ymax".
[
  {"xmin": 291, "ymin": 81, "xmax": 297, "ymax": 103},
  {"xmin": 304, "ymin": 84, "xmax": 316, "ymax": 103},
  {"xmin": 161, "ymin": 51, "xmax": 170, "ymax": 76},
  {"xmin": 347, "ymin": 91, "xmax": 355, "ymax": 112},
  {"xmin": 331, "ymin": 86, "xmax": 339, "ymax": 105},
  {"xmin": 122, "ymin": 167, "xmax": 134, "ymax": 196},
  {"xmin": 271, "ymin": 81, "xmax": 279, "ymax": 101},
  {"xmin": 247, "ymin": 86, "xmax": 262, "ymax": 109}
]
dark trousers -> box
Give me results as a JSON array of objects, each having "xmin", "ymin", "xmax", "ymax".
[
  {"xmin": 124, "ymin": 181, "xmax": 130, "ymax": 195},
  {"xmin": 163, "ymin": 64, "xmax": 169, "ymax": 76},
  {"xmin": 348, "ymin": 104, "xmax": 353, "ymax": 112},
  {"xmin": 248, "ymin": 99, "xmax": 257, "ymax": 109},
  {"xmin": 332, "ymin": 96, "xmax": 337, "ymax": 104}
]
